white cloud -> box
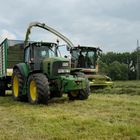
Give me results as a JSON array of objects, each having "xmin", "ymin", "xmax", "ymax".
[
  {"xmin": 0, "ymin": 0, "xmax": 140, "ymax": 52},
  {"xmin": 0, "ymin": 30, "xmax": 16, "ymax": 43}
]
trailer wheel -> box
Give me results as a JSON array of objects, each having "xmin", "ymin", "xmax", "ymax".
[
  {"xmin": 68, "ymin": 79, "xmax": 90, "ymax": 100},
  {"xmin": 12, "ymin": 69, "xmax": 26, "ymax": 101},
  {"xmin": 0, "ymin": 80, "xmax": 6, "ymax": 96},
  {"xmin": 27, "ymin": 73, "xmax": 50, "ymax": 104}
]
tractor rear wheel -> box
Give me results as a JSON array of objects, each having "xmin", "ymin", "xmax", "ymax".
[
  {"xmin": 12, "ymin": 69, "xmax": 26, "ymax": 101},
  {"xmin": 27, "ymin": 73, "xmax": 50, "ymax": 104},
  {"xmin": 68, "ymin": 79, "xmax": 90, "ymax": 100},
  {"xmin": 0, "ymin": 80, "xmax": 6, "ymax": 96}
]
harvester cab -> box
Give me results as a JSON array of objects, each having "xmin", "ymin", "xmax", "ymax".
[
  {"xmin": 70, "ymin": 46, "xmax": 113, "ymax": 90},
  {"xmin": 71, "ymin": 46, "xmax": 100, "ymax": 70},
  {"xmin": 11, "ymin": 22, "xmax": 90, "ymax": 104}
]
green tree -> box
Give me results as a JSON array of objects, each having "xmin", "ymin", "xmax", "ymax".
[
  {"xmin": 98, "ymin": 60, "xmax": 109, "ymax": 75},
  {"xmin": 108, "ymin": 61, "xmax": 128, "ymax": 80},
  {"xmin": 100, "ymin": 51, "xmax": 137, "ymax": 80},
  {"xmin": 120, "ymin": 63, "xmax": 129, "ymax": 80}
]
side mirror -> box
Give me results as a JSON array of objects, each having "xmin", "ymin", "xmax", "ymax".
[
  {"xmin": 70, "ymin": 48, "xmax": 72, "ymax": 54},
  {"xmin": 66, "ymin": 45, "xmax": 70, "ymax": 51}
]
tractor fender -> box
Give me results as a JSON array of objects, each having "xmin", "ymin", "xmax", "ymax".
[
  {"xmin": 13, "ymin": 63, "xmax": 29, "ymax": 95},
  {"xmin": 13, "ymin": 63, "xmax": 29, "ymax": 78},
  {"xmin": 27, "ymin": 70, "xmax": 44, "ymax": 80}
]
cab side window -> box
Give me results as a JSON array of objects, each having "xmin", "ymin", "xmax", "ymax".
[{"xmin": 25, "ymin": 47, "xmax": 30, "ymax": 63}]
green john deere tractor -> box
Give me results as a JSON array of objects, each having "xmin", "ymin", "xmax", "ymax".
[
  {"xmin": 70, "ymin": 46, "xmax": 113, "ymax": 90},
  {"xmin": 11, "ymin": 22, "xmax": 90, "ymax": 104}
]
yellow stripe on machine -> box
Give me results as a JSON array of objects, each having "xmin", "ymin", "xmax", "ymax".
[{"xmin": 7, "ymin": 69, "xmax": 13, "ymax": 76}]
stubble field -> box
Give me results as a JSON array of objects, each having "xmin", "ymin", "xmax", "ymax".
[{"xmin": 0, "ymin": 81, "xmax": 140, "ymax": 140}]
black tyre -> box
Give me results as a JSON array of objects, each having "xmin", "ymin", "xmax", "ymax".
[
  {"xmin": 78, "ymin": 79, "xmax": 90, "ymax": 100},
  {"xmin": 68, "ymin": 79, "xmax": 90, "ymax": 100},
  {"xmin": 12, "ymin": 69, "xmax": 26, "ymax": 101},
  {"xmin": 27, "ymin": 73, "xmax": 50, "ymax": 104},
  {"xmin": 0, "ymin": 80, "xmax": 6, "ymax": 96},
  {"xmin": 68, "ymin": 91, "xmax": 79, "ymax": 100}
]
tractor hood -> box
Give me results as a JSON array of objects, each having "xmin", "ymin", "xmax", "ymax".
[{"xmin": 42, "ymin": 57, "xmax": 70, "ymax": 79}]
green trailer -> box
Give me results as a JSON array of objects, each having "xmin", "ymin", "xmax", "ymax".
[{"xmin": 0, "ymin": 39, "xmax": 24, "ymax": 96}]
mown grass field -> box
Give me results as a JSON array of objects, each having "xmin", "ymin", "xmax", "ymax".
[{"xmin": 0, "ymin": 81, "xmax": 140, "ymax": 140}]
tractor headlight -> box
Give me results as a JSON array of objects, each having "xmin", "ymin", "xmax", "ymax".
[{"xmin": 58, "ymin": 69, "xmax": 70, "ymax": 73}]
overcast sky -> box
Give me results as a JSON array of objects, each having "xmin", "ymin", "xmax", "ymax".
[{"xmin": 0, "ymin": 0, "xmax": 140, "ymax": 52}]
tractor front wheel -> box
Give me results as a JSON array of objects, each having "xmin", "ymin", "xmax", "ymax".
[
  {"xmin": 68, "ymin": 90, "xmax": 89, "ymax": 100},
  {"xmin": 68, "ymin": 79, "xmax": 90, "ymax": 100},
  {"xmin": 27, "ymin": 73, "xmax": 50, "ymax": 104}
]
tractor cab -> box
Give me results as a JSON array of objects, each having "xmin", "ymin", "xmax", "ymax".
[{"xmin": 24, "ymin": 42, "xmax": 57, "ymax": 71}]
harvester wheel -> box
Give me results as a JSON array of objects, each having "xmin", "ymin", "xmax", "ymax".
[
  {"xmin": 12, "ymin": 69, "xmax": 26, "ymax": 101},
  {"xmin": 0, "ymin": 80, "xmax": 6, "ymax": 96},
  {"xmin": 68, "ymin": 79, "xmax": 90, "ymax": 100},
  {"xmin": 27, "ymin": 73, "xmax": 50, "ymax": 104}
]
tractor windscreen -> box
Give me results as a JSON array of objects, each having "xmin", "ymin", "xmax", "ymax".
[
  {"xmin": 33, "ymin": 43, "xmax": 56, "ymax": 61},
  {"xmin": 71, "ymin": 47, "xmax": 97, "ymax": 69}
]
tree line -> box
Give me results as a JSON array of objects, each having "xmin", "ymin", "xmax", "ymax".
[{"xmin": 98, "ymin": 51, "xmax": 139, "ymax": 80}]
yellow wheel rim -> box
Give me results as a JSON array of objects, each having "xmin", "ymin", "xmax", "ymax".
[
  {"xmin": 30, "ymin": 80, "xmax": 37, "ymax": 101},
  {"xmin": 71, "ymin": 91, "xmax": 78, "ymax": 97},
  {"xmin": 13, "ymin": 76, "xmax": 19, "ymax": 97}
]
